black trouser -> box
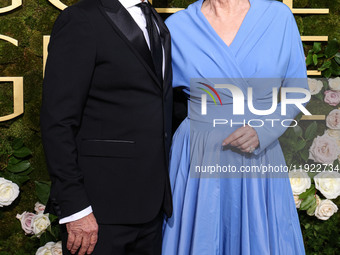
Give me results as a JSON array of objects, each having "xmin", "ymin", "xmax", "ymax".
[{"xmin": 61, "ymin": 212, "xmax": 163, "ymax": 255}]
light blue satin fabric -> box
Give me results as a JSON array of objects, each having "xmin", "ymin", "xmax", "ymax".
[{"xmin": 162, "ymin": 0, "xmax": 308, "ymax": 254}]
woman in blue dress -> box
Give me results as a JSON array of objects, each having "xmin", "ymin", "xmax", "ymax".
[{"xmin": 162, "ymin": 0, "xmax": 309, "ymax": 254}]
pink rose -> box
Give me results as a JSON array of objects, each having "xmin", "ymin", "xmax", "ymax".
[
  {"xmin": 324, "ymin": 90, "xmax": 340, "ymax": 106},
  {"xmin": 16, "ymin": 211, "xmax": 35, "ymax": 235},
  {"xmin": 34, "ymin": 202, "xmax": 46, "ymax": 214},
  {"xmin": 326, "ymin": 109, "xmax": 340, "ymax": 129},
  {"xmin": 309, "ymin": 134, "xmax": 340, "ymax": 164}
]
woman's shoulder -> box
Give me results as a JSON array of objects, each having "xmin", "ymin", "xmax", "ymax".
[{"xmin": 263, "ymin": 0, "xmax": 294, "ymax": 18}]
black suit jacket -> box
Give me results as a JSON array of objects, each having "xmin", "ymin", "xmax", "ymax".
[{"xmin": 41, "ymin": 0, "xmax": 173, "ymax": 224}]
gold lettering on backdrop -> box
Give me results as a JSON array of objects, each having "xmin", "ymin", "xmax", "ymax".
[
  {"xmin": 48, "ymin": 0, "xmax": 67, "ymax": 10},
  {"xmin": 283, "ymin": 0, "xmax": 329, "ymax": 120},
  {"xmin": 0, "ymin": 77, "xmax": 24, "ymax": 122},
  {"xmin": 283, "ymin": 0, "xmax": 329, "ymax": 43},
  {"xmin": 0, "ymin": 35, "xmax": 18, "ymax": 46},
  {"xmin": 301, "ymin": 115, "xmax": 326, "ymax": 120},
  {"xmin": 43, "ymin": 36, "xmax": 50, "ymax": 77},
  {"xmin": 0, "ymin": 0, "xmax": 22, "ymax": 14},
  {"xmin": 0, "ymin": 36, "xmax": 23, "ymax": 122},
  {"xmin": 282, "ymin": 0, "xmax": 329, "ymax": 14},
  {"xmin": 283, "ymin": 0, "xmax": 329, "ymax": 78}
]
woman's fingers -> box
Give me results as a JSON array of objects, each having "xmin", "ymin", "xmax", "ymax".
[
  {"xmin": 222, "ymin": 125, "xmax": 259, "ymax": 153},
  {"xmin": 222, "ymin": 126, "xmax": 247, "ymax": 146},
  {"xmin": 237, "ymin": 136, "xmax": 259, "ymax": 153}
]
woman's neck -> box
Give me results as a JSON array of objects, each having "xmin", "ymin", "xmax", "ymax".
[{"xmin": 202, "ymin": 0, "xmax": 250, "ymax": 17}]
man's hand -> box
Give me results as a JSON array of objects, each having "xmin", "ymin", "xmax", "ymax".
[
  {"xmin": 222, "ymin": 125, "xmax": 259, "ymax": 153},
  {"xmin": 66, "ymin": 213, "xmax": 98, "ymax": 255}
]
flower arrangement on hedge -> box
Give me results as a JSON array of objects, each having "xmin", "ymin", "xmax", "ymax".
[
  {"xmin": 294, "ymin": 77, "xmax": 340, "ymax": 219},
  {"xmin": 0, "ymin": 138, "xmax": 33, "ymax": 207},
  {"xmin": 0, "ymin": 138, "xmax": 62, "ymax": 254},
  {"xmin": 290, "ymin": 170, "xmax": 339, "ymax": 220},
  {"xmin": 14, "ymin": 181, "xmax": 62, "ymax": 254},
  {"xmin": 282, "ymin": 40, "xmax": 340, "ymax": 254}
]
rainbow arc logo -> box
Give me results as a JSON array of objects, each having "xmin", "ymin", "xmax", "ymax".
[{"xmin": 197, "ymin": 82, "xmax": 222, "ymax": 105}]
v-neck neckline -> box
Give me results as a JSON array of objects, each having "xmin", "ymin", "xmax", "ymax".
[{"xmin": 197, "ymin": 0, "xmax": 254, "ymax": 51}]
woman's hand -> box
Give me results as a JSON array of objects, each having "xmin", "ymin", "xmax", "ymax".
[{"xmin": 222, "ymin": 125, "xmax": 259, "ymax": 153}]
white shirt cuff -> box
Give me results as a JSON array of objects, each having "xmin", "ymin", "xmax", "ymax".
[{"xmin": 59, "ymin": 206, "xmax": 93, "ymax": 224}]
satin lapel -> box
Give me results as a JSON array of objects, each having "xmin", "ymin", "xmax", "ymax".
[
  {"xmin": 98, "ymin": 0, "xmax": 161, "ymax": 88},
  {"xmin": 150, "ymin": 5, "xmax": 172, "ymax": 92}
]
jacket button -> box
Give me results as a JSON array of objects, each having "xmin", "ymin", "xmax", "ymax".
[{"xmin": 164, "ymin": 132, "xmax": 168, "ymax": 138}]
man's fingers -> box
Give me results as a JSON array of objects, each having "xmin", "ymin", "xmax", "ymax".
[
  {"xmin": 87, "ymin": 233, "xmax": 98, "ymax": 254},
  {"xmin": 65, "ymin": 213, "xmax": 99, "ymax": 254},
  {"xmin": 78, "ymin": 234, "xmax": 91, "ymax": 255},
  {"xmin": 67, "ymin": 232, "xmax": 76, "ymax": 251},
  {"xmin": 70, "ymin": 234, "xmax": 83, "ymax": 254}
]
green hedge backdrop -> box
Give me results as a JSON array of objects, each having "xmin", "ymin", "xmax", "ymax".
[{"xmin": 0, "ymin": 0, "xmax": 339, "ymax": 254}]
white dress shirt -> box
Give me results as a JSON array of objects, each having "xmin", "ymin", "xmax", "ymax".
[{"xmin": 59, "ymin": 0, "xmax": 165, "ymax": 224}]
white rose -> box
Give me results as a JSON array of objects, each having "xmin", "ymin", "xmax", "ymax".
[
  {"xmin": 51, "ymin": 241, "xmax": 62, "ymax": 255},
  {"xmin": 314, "ymin": 171, "xmax": 340, "ymax": 199},
  {"xmin": 325, "ymin": 129, "xmax": 340, "ymax": 148},
  {"xmin": 329, "ymin": 77, "xmax": 340, "ymax": 91},
  {"xmin": 294, "ymin": 195, "xmax": 302, "ymax": 208},
  {"xmin": 326, "ymin": 109, "xmax": 340, "ymax": 130},
  {"xmin": 36, "ymin": 242, "xmax": 54, "ymax": 255},
  {"xmin": 34, "ymin": 202, "xmax": 46, "ymax": 214},
  {"xmin": 0, "ymin": 177, "xmax": 19, "ymax": 207},
  {"xmin": 32, "ymin": 213, "xmax": 51, "ymax": 237},
  {"xmin": 308, "ymin": 78, "xmax": 323, "ymax": 95},
  {"xmin": 309, "ymin": 134, "xmax": 340, "ymax": 164},
  {"xmin": 315, "ymin": 199, "xmax": 338, "ymax": 220},
  {"xmin": 325, "ymin": 129, "xmax": 340, "ymax": 138},
  {"xmin": 289, "ymin": 169, "xmax": 311, "ymax": 195}
]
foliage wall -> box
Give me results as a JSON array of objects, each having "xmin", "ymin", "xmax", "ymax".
[{"xmin": 0, "ymin": 0, "xmax": 339, "ymax": 254}]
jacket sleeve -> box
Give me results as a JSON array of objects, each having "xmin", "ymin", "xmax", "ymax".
[
  {"xmin": 252, "ymin": 13, "xmax": 309, "ymax": 156},
  {"xmin": 40, "ymin": 6, "xmax": 96, "ymax": 219}
]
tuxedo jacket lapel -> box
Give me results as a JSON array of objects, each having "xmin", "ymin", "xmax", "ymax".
[{"xmin": 98, "ymin": 0, "xmax": 161, "ymax": 87}]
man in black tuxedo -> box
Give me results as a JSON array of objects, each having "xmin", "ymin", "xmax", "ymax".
[{"xmin": 40, "ymin": 0, "xmax": 173, "ymax": 254}]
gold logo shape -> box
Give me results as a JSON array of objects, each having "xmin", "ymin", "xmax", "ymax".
[
  {"xmin": 0, "ymin": 0, "xmax": 22, "ymax": 14},
  {"xmin": 48, "ymin": 0, "xmax": 67, "ymax": 10},
  {"xmin": 0, "ymin": 77, "xmax": 24, "ymax": 122},
  {"xmin": 0, "ymin": 35, "xmax": 23, "ymax": 122},
  {"xmin": 43, "ymin": 36, "xmax": 50, "ymax": 77}
]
